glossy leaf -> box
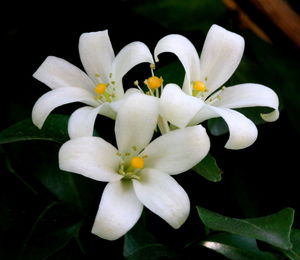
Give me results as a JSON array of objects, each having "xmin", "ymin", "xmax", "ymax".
[
  {"xmin": 197, "ymin": 207, "xmax": 294, "ymax": 250},
  {"xmin": 281, "ymin": 229, "xmax": 300, "ymax": 260},
  {"xmin": 201, "ymin": 233, "xmax": 278, "ymax": 260},
  {"xmin": 192, "ymin": 154, "xmax": 222, "ymax": 182},
  {"xmin": 132, "ymin": 0, "xmax": 225, "ymax": 32},
  {"xmin": 0, "ymin": 114, "xmax": 69, "ymax": 144}
]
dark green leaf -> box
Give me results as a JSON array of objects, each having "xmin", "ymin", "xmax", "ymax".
[
  {"xmin": 201, "ymin": 233, "xmax": 278, "ymax": 260},
  {"xmin": 0, "ymin": 114, "xmax": 69, "ymax": 144},
  {"xmin": 192, "ymin": 154, "xmax": 222, "ymax": 182},
  {"xmin": 280, "ymin": 229, "xmax": 300, "ymax": 260},
  {"xmin": 197, "ymin": 207, "xmax": 294, "ymax": 250},
  {"xmin": 132, "ymin": 0, "xmax": 226, "ymax": 32},
  {"xmin": 124, "ymin": 219, "xmax": 176, "ymax": 260},
  {"xmin": 18, "ymin": 202, "xmax": 82, "ymax": 260}
]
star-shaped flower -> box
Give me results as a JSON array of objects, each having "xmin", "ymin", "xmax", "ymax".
[
  {"xmin": 156, "ymin": 24, "xmax": 279, "ymax": 149},
  {"xmin": 59, "ymin": 92, "xmax": 210, "ymax": 240},
  {"xmin": 32, "ymin": 30, "xmax": 154, "ymax": 129}
]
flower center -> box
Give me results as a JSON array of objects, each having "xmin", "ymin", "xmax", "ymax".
[
  {"xmin": 193, "ymin": 81, "xmax": 207, "ymax": 92},
  {"xmin": 144, "ymin": 76, "xmax": 163, "ymax": 90},
  {"xmin": 94, "ymin": 82, "xmax": 115, "ymax": 103},
  {"xmin": 130, "ymin": 156, "xmax": 145, "ymax": 169},
  {"xmin": 117, "ymin": 155, "xmax": 145, "ymax": 181},
  {"xmin": 95, "ymin": 83, "xmax": 108, "ymax": 94}
]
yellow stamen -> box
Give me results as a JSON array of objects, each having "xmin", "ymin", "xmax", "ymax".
[
  {"xmin": 193, "ymin": 81, "xmax": 207, "ymax": 92},
  {"xmin": 95, "ymin": 83, "xmax": 108, "ymax": 94},
  {"xmin": 145, "ymin": 76, "xmax": 163, "ymax": 89},
  {"xmin": 130, "ymin": 156, "xmax": 144, "ymax": 169}
]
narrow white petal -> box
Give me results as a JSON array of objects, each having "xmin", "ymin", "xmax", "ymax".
[
  {"xmin": 33, "ymin": 56, "xmax": 95, "ymax": 90},
  {"xmin": 68, "ymin": 106, "xmax": 99, "ymax": 138},
  {"xmin": 92, "ymin": 181, "xmax": 143, "ymax": 240},
  {"xmin": 133, "ymin": 169, "xmax": 190, "ymax": 229},
  {"xmin": 108, "ymin": 88, "xmax": 140, "ymax": 114},
  {"xmin": 111, "ymin": 41, "xmax": 154, "ymax": 99},
  {"xmin": 115, "ymin": 93, "xmax": 159, "ymax": 155},
  {"xmin": 32, "ymin": 87, "xmax": 99, "ymax": 129},
  {"xmin": 216, "ymin": 83, "xmax": 279, "ymax": 109},
  {"xmin": 261, "ymin": 109, "xmax": 279, "ymax": 122},
  {"xmin": 154, "ymin": 34, "xmax": 201, "ymax": 95},
  {"xmin": 79, "ymin": 30, "xmax": 115, "ymax": 83},
  {"xmin": 68, "ymin": 104, "xmax": 117, "ymax": 139},
  {"xmin": 207, "ymin": 106, "xmax": 258, "ymax": 149},
  {"xmin": 200, "ymin": 24, "xmax": 245, "ymax": 95},
  {"xmin": 215, "ymin": 83, "xmax": 279, "ymax": 122},
  {"xmin": 59, "ymin": 136, "xmax": 121, "ymax": 182},
  {"xmin": 160, "ymin": 84, "xmax": 204, "ymax": 128},
  {"xmin": 141, "ymin": 125, "xmax": 210, "ymax": 175}
]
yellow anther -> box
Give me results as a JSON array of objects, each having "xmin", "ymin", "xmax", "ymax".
[
  {"xmin": 145, "ymin": 76, "xmax": 163, "ymax": 89},
  {"xmin": 193, "ymin": 81, "xmax": 207, "ymax": 92},
  {"xmin": 130, "ymin": 157, "xmax": 144, "ymax": 169},
  {"xmin": 95, "ymin": 83, "xmax": 108, "ymax": 94}
]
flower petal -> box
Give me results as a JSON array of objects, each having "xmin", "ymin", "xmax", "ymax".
[
  {"xmin": 199, "ymin": 24, "xmax": 245, "ymax": 95},
  {"xmin": 59, "ymin": 136, "xmax": 121, "ymax": 182},
  {"xmin": 154, "ymin": 34, "xmax": 201, "ymax": 95},
  {"xmin": 79, "ymin": 30, "xmax": 115, "ymax": 83},
  {"xmin": 92, "ymin": 180, "xmax": 143, "ymax": 240},
  {"xmin": 141, "ymin": 125, "xmax": 210, "ymax": 175},
  {"xmin": 160, "ymin": 84, "xmax": 204, "ymax": 128},
  {"xmin": 108, "ymin": 88, "xmax": 140, "ymax": 114},
  {"xmin": 111, "ymin": 41, "xmax": 154, "ymax": 99},
  {"xmin": 67, "ymin": 104, "xmax": 114, "ymax": 138},
  {"xmin": 133, "ymin": 169, "xmax": 190, "ymax": 229},
  {"xmin": 205, "ymin": 105, "xmax": 258, "ymax": 149},
  {"xmin": 32, "ymin": 87, "xmax": 99, "ymax": 129},
  {"xmin": 215, "ymin": 83, "xmax": 279, "ymax": 122},
  {"xmin": 115, "ymin": 93, "xmax": 159, "ymax": 155},
  {"xmin": 33, "ymin": 56, "xmax": 95, "ymax": 90}
]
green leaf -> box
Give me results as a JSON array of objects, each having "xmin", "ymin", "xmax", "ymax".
[
  {"xmin": 124, "ymin": 219, "xmax": 177, "ymax": 260},
  {"xmin": 18, "ymin": 202, "xmax": 82, "ymax": 260},
  {"xmin": 132, "ymin": 0, "xmax": 226, "ymax": 32},
  {"xmin": 197, "ymin": 207, "xmax": 294, "ymax": 250},
  {"xmin": 0, "ymin": 114, "xmax": 69, "ymax": 144},
  {"xmin": 192, "ymin": 154, "xmax": 222, "ymax": 182},
  {"xmin": 281, "ymin": 229, "xmax": 300, "ymax": 260},
  {"xmin": 200, "ymin": 233, "xmax": 278, "ymax": 260}
]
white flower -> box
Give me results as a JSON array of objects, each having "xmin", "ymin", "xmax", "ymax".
[
  {"xmin": 155, "ymin": 24, "xmax": 279, "ymax": 149},
  {"xmin": 59, "ymin": 93, "xmax": 210, "ymax": 240},
  {"xmin": 32, "ymin": 30, "xmax": 154, "ymax": 129}
]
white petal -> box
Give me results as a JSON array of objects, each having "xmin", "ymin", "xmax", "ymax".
[
  {"xmin": 111, "ymin": 41, "xmax": 154, "ymax": 99},
  {"xmin": 141, "ymin": 125, "xmax": 210, "ymax": 175},
  {"xmin": 199, "ymin": 24, "xmax": 245, "ymax": 95},
  {"xmin": 79, "ymin": 30, "xmax": 115, "ymax": 83},
  {"xmin": 92, "ymin": 181, "xmax": 143, "ymax": 240},
  {"xmin": 261, "ymin": 109, "xmax": 279, "ymax": 122},
  {"xmin": 59, "ymin": 136, "xmax": 121, "ymax": 182},
  {"xmin": 68, "ymin": 104, "xmax": 117, "ymax": 139},
  {"xmin": 160, "ymin": 84, "xmax": 204, "ymax": 128},
  {"xmin": 154, "ymin": 34, "xmax": 201, "ymax": 95},
  {"xmin": 215, "ymin": 83, "xmax": 279, "ymax": 122},
  {"xmin": 32, "ymin": 87, "xmax": 99, "ymax": 129},
  {"xmin": 108, "ymin": 88, "xmax": 140, "ymax": 114},
  {"xmin": 115, "ymin": 93, "xmax": 159, "ymax": 155},
  {"xmin": 33, "ymin": 56, "xmax": 95, "ymax": 90},
  {"xmin": 207, "ymin": 106, "xmax": 258, "ymax": 149},
  {"xmin": 133, "ymin": 169, "xmax": 190, "ymax": 229}
]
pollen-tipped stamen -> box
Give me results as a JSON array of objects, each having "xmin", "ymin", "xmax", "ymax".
[
  {"xmin": 144, "ymin": 76, "xmax": 163, "ymax": 90},
  {"xmin": 130, "ymin": 156, "xmax": 145, "ymax": 169}
]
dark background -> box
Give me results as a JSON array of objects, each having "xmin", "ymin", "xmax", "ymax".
[{"xmin": 2, "ymin": 0, "xmax": 300, "ymax": 259}]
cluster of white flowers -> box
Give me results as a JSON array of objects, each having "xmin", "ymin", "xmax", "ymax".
[{"xmin": 32, "ymin": 25, "xmax": 279, "ymax": 240}]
